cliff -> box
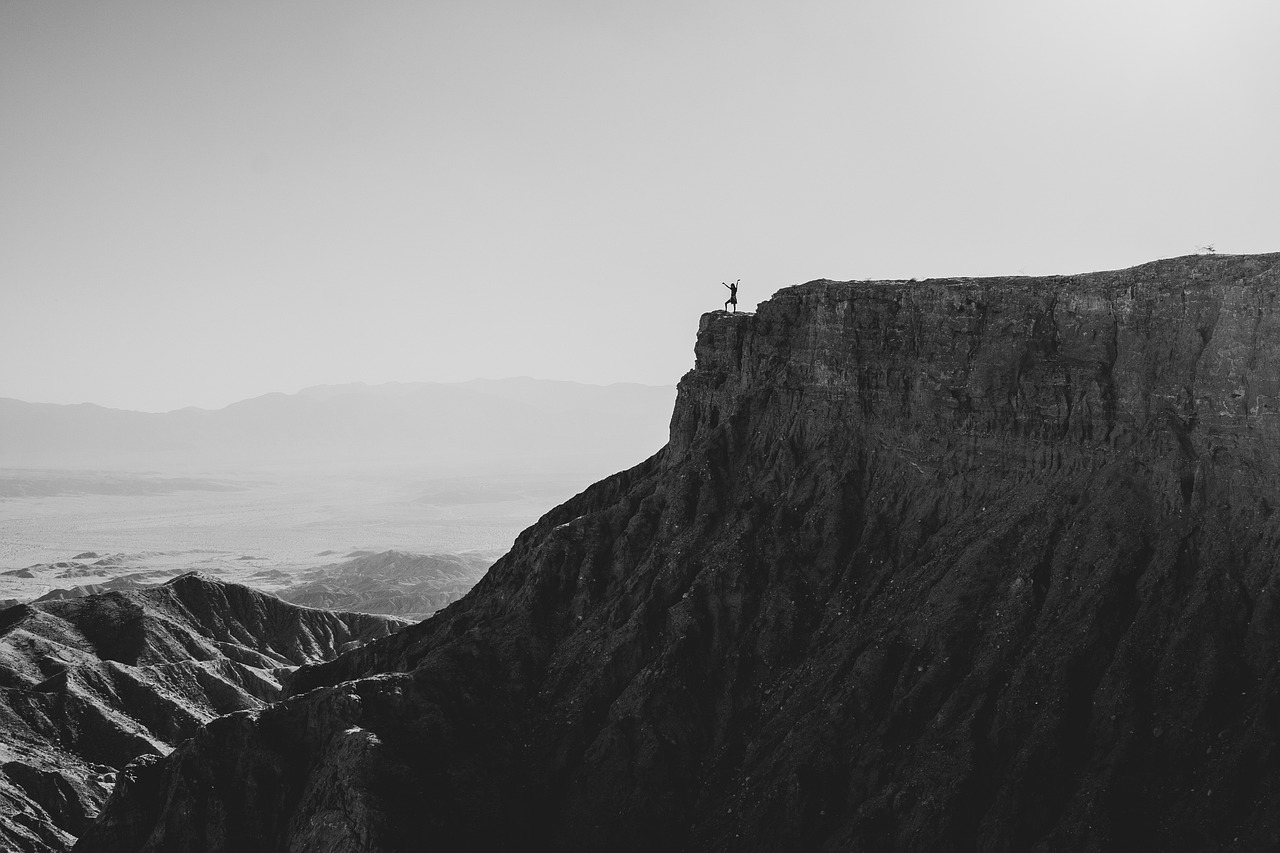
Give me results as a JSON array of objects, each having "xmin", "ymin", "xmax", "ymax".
[
  {"xmin": 0, "ymin": 575, "xmax": 404, "ymax": 852},
  {"xmin": 77, "ymin": 253, "xmax": 1280, "ymax": 851}
]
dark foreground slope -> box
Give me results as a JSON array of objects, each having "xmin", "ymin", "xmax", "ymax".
[
  {"xmin": 0, "ymin": 575, "xmax": 403, "ymax": 852},
  {"xmin": 79, "ymin": 254, "xmax": 1280, "ymax": 852}
]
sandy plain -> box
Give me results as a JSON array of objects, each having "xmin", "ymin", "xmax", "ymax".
[{"xmin": 0, "ymin": 467, "xmax": 599, "ymax": 602}]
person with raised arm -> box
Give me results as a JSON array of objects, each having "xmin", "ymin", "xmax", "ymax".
[{"xmin": 723, "ymin": 279, "xmax": 739, "ymax": 313}]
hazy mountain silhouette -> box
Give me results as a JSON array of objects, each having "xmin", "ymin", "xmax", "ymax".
[{"xmin": 0, "ymin": 378, "xmax": 675, "ymax": 475}]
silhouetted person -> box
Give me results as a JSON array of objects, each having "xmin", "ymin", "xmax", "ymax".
[{"xmin": 724, "ymin": 279, "xmax": 739, "ymax": 312}]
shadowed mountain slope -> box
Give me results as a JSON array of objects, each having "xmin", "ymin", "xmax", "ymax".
[
  {"xmin": 0, "ymin": 575, "xmax": 404, "ymax": 852},
  {"xmin": 77, "ymin": 254, "xmax": 1280, "ymax": 851}
]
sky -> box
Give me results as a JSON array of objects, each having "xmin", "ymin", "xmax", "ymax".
[{"xmin": 2, "ymin": 0, "xmax": 1277, "ymax": 412}]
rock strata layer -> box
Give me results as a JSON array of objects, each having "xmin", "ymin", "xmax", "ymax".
[
  {"xmin": 78, "ymin": 254, "xmax": 1280, "ymax": 851},
  {"xmin": 0, "ymin": 574, "xmax": 403, "ymax": 852}
]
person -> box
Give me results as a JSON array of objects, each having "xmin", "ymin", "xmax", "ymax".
[{"xmin": 724, "ymin": 279, "xmax": 739, "ymax": 313}]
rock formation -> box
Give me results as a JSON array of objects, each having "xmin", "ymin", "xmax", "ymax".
[
  {"xmin": 274, "ymin": 550, "xmax": 494, "ymax": 620},
  {"xmin": 76, "ymin": 253, "xmax": 1280, "ymax": 851},
  {"xmin": 0, "ymin": 574, "xmax": 404, "ymax": 852}
]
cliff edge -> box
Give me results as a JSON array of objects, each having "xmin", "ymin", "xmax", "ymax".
[{"xmin": 78, "ymin": 253, "xmax": 1280, "ymax": 851}]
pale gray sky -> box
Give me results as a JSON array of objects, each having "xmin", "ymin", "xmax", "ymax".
[{"xmin": 2, "ymin": 0, "xmax": 1277, "ymax": 412}]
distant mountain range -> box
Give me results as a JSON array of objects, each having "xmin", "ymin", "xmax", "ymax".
[{"xmin": 0, "ymin": 378, "xmax": 676, "ymax": 474}]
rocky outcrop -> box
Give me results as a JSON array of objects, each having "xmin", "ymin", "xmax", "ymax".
[
  {"xmin": 76, "ymin": 254, "xmax": 1280, "ymax": 851},
  {"xmin": 275, "ymin": 550, "xmax": 494, "ymax": 620},
  {"xmin": 0, "ymin": 574, "xmax": 404, "ymax": 852}
]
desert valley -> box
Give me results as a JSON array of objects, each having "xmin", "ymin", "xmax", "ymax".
[{"xmin": 0, "ymin": 378, "xmax": 675, "ymax": 613}]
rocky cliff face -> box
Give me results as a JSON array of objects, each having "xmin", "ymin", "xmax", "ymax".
[
  {"xmin": 0, "ymin": 575, "xmax": 404, "ymax": 852},
  {"xmin": 76, "ymin": 253, "xmax": 1280, "ymax": 851}
]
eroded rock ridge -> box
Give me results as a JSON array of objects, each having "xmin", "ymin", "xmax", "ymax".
[{"xmin": 0, "ymin": 574, "xmax": 403, "ymax": 852}]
